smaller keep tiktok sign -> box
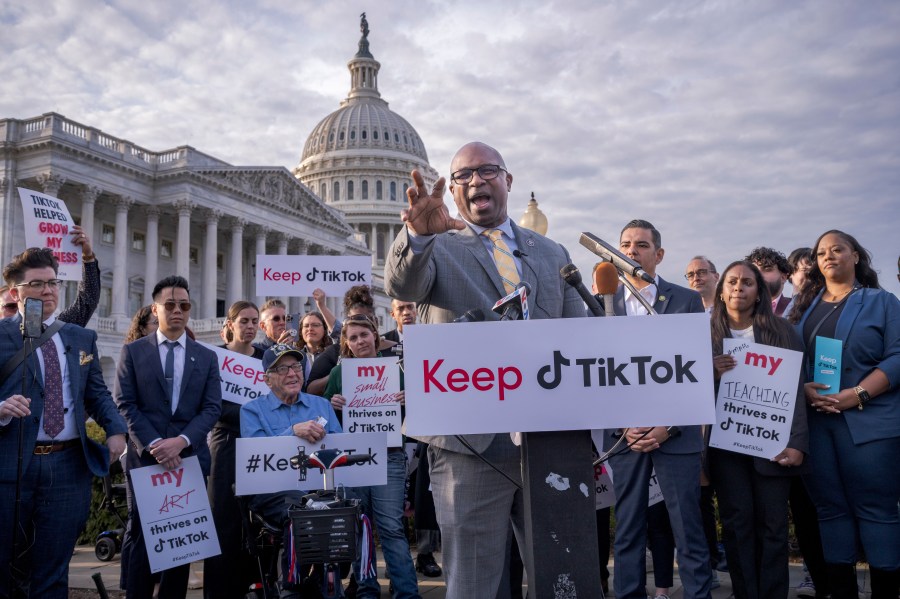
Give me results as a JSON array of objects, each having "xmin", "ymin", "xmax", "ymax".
[
  {"xmin": 341, "ymin": 357, "xmax": 403, "ymax": 447},
  {"xmin": 130, "ymin": 456, "xmax": 221, "ymax": 573}
]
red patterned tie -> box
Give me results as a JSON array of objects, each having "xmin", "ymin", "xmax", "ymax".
[{"xmin": 41, "ymin": 342, "xmax": 64, "ymax": 438}]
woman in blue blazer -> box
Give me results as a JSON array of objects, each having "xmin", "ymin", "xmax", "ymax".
[{"xmin": 790, "ymin": 230, "xmax": 900, "ymax": 599}]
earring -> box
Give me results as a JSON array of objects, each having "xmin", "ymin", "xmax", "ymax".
[{"xmin": 756, "ymin": 298, "xmax": 760, "ymax": 303}]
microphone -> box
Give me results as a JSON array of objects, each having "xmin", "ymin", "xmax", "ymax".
[
  {"xmin": 512, "ymin": 249, "xmax": 527, "ymax": 258},
  {"xmin": 492, "ymin": 282, "xmax": 531, "ymax": 321},
  {"xmin": 560, "ymin": 264, "xmax": 603, "ymax": 317},
  {"xmin": 593, "ymin": 261, "xmax": 619, "ymax": 318},
  {"xmin": 580, "ymin": 232, "xmax": 655, "ymax": 284},
  {"xmin": 454, "ymin": 309, "xmax": 486, "ymax": 323}
]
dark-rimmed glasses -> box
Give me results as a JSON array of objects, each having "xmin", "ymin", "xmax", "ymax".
[
  {"xmin": 15, "ymin": 279, "xmax": 63, "ymax": 290},
  {"xmin": 269, "ymin": 363, "xmax": 304, "ymax": 376},
  {"xmin": 450, "ymin": 164, "xmax": 506, "ymax": 185}
]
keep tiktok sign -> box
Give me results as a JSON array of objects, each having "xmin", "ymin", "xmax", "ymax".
[
  {"xmin": 255, "ymin": 254, "xmax": 371, "ymax": 297},
  {"xmin": 403, "ymin": 313, "xmax": 717, "ymax": 435}
]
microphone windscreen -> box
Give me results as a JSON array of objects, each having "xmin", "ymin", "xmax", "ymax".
[{"xmin": 594, "ymin": 261, "xmax": 619, "ymax": 295}]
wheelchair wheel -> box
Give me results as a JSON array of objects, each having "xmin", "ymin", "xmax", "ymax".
[{"xmin": 95, "ymin": 536, "xmax": 117, "ymax": 561}]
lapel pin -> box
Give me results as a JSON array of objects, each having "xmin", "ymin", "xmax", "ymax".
[
  {"xmin": 191, "ymin": 356, "xmax": 195, "ymax": 362},
  {"xmin": 526, "ymin": 238, "xmax": 535, "ymax": 247},
  {"xmin": 659, "ymin": 295, "xmax": 666, "ymax": 302}
]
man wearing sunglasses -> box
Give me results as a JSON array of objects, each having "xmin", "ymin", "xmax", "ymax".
[
  {"xmin": 114, "ymin": 275, "xmax": 222, "ymax": 599},
  {"xmin": 0, "ymin": 247, "xmax": 127, "ymax": 598},
  {"xmin": 385, "ymin": 142, "xmax": 586, "ymax": 598}
]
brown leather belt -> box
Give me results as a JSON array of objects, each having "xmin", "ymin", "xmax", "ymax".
[{"xmin": 33, "ymin": 438, "xmax": 80, "ymax": 455}]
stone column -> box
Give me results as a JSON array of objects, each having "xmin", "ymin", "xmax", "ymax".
[
  {"xmin": 174, "ymin": 199, "xmax": 194, "ymax": 277},
  {"xmin": 36, "ymin": 172, "xmax": 66, "ymax": 197},
  {"xmin": 144, "ymin": 206, "xmax": 161, "ymax": 303},
  {"xmin": 290, "ymin": 240, "xmax": 308, "ymax": 314},
  {"xmin": 111, "ymin": 196, "xmax": 134, "ymax": 319},
  {"xmin": 226, "ymin": 218, "xmax": 246, "ymax": 307},
  {"xmin": 254, "ymin": 226, "xmax": 269, "ymax": 306},
  {"xmin": 80, "ymin": 185, "xmax": 101, "ymax": 241},
  {"xmin": 276, "ymin": 233, "xmax": 290, "ymax": 306},
  {"xmin": 369, "ymin": 224, "xmax": 378, "ymax": 269},
  {"xmin": 202, "ymin": 210, "xmax": 222, "ymax": 318}
]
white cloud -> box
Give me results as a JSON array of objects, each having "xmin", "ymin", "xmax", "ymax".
[{"xmin": 2, "ymin": 0, "xmax": 898, "ymax": 287}]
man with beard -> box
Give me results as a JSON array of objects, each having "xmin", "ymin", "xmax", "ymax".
[{"xmin": 746, "ymin": 247, "xmax": 792, "ymax": 316}]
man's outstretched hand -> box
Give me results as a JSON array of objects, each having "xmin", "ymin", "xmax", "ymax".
[{"xmin": 401, "ymin": 170, "xmax": 465, "ymax": 235}]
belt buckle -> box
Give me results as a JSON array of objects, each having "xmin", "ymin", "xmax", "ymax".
[{"xmin": 34, "ymin": 444, "xmax": 53, "ymax": 455}]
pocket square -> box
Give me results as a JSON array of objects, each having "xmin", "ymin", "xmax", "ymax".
[{"xmin": 79, "ymin": 350, "xmax": 94, "ymax": 365}]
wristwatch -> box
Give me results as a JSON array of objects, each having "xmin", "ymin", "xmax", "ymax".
[{"xmin": 854, "ymin": 386, "xmax": 871, "ymax": 410}]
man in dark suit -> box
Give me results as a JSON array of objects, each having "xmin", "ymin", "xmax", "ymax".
[
  {"xmin": 384, "ymin": 142, "xmax": 586, "ymax": 598},
  {"xmin": 599, "ymin": 219, "xmax": 711, "ymax": 599},
  {"xmin": 383, "ymin": 298, "xmax": 416, "ymax": 344},
  {"xmin": 746, "ymin": 247, "xmax": 792, "ymax": 317},
  {"xmin": 0, "ymin": 247, "xmax": 126, "ymax": 599},
  {"xmin": 115, "ymin": 275, "xmax": 221, "ymax": 599}
]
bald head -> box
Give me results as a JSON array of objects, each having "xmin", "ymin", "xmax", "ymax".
[{"xmin": 449, "ymin": 142, "xmax": 513, "ymax": 229}]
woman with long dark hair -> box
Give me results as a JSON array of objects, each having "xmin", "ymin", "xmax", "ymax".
[
  {"xmin": 708, "ymin": 260, "xmax": 807, "ymax": 599},
  {"xmin": 295, "ymin": 311, "xmax": 332, "ymax": 381},
  {"xmin": 789, "ymin": 230, "xmax": 900, "ymax": 598}
]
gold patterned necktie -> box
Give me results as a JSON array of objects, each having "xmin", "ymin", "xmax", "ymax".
[{"xmin": 483, "ymin": 229, "xmax": 520, "ymax": 294}]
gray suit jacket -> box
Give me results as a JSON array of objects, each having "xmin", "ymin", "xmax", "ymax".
[{"xmin": 384, "ymin": 222, "xmax": 586, "ymax": 453}]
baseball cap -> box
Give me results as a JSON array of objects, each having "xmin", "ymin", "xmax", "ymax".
[{"xmin": 262, "ymin": 343, "xmax": 305, "ymax": 372}]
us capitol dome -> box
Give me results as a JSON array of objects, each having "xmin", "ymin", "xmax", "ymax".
[{"xmin": 293, "ymin": 14, "xmax": 439, "ymax": 268}]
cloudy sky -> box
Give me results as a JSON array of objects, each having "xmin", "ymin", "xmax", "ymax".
[{"xmin": 3, "ymin": 0, "xmax": 898, "ymax": 293}]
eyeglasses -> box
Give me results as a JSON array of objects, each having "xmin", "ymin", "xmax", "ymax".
[
  {"xmin": 2, "ymin": 302, "xmax": 17, "ymax": 313},
  {"xmin": 450, "ymin": 164, "xmax": 506, "ymax": 185},
  {"xmin": 15, "ymin": 279, "xmax": 63, "ymax": 290},
  {"xmin": 302, "ymin": 322, "xmax": 324, "ymax": 329},
  {"xmin": 684, "ymin": 269, "xmax": 711, "ymax": 281},
  {"xmin": 269, "ymin": 363, "xmax": 304, "ymax": 376},
  {"xmin": 268, "ymin": 315, "xmax": 286, "ymax": 322},
  {"xmin": 158, "ymin": 301, "xmax": 192, "ymax": 312}
]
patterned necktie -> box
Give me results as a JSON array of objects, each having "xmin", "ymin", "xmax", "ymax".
[
  {"xmin": 483, "ymin": 229, "xmax": 520, "ymax": 294},
  {"xmin": 41, "ymin": 341, "xmax": 64, "ymax": 438},
  {"xmin": 164, "ymin": 341, "xmax": 178, "ymax": 410}
]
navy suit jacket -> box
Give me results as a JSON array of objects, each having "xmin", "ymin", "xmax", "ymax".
[
  {"xmin": 114, "ymin": 334, "xmax": 222, "ymax": 474},
  {"xmin": 600, "ymin": 276, "xmax": 707, "ymax": 454},
  {"xmin": 0, "ymin": 318, "xmax": 126, "ymax": 480},
  {"xmin": 795, "ymin": 286, "xmax": 900, "ymax": 444}
]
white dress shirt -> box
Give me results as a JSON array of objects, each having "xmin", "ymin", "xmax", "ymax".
[{"xmin": 623, "ymin": 276, "xmax": 659, "ymax": 316}]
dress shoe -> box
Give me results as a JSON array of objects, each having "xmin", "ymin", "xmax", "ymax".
[{"xmin": 416, "ymin": 553, "xmax": 442, "ymax": 577}]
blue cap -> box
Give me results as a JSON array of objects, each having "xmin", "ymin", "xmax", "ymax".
[{"xmin": 262, "ymin": 343, "xmax": 304, "ymax": 372}]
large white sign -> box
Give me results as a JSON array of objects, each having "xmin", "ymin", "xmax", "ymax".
[
  {"xmin": 255, "ymin": 254, "xmax": 371, "ymax": 297},
  {"xmin": 17, "ymin": 187, "xmax": 80, "ymax": 280},
  {"xmin": 129, "ymin": 456, "xmax": 221, "ymax": 573},
  {"xmin": 200, "ymin": 343, "xmax": 270, "ymax": 405},
  {"xmin": 403, "ymin": 314, "xmax": 716, "ymax": 435},
  {"xmin": 234, "ymin": 432, "xmax": 387, "ymax": 495},
  {"xmin": 709, "ymin": 339, "xmax": 802, "ymax": 459},
  {"xmin": 341, "ymin": 357, "xmax": 403, "ymax": 447}
]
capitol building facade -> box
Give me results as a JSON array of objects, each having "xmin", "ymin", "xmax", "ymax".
[{"xmin": 0, "ymin": 19, "xmax": 438, "ymax": 380}]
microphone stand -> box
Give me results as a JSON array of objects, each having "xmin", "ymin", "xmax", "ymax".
[
  {"xmin": 10, "ymin": 335, "xmax": 33, "ymax": 596},
  {"xmin": 616, "ymin": 272, "xmax": 659, "ymax": 315}
]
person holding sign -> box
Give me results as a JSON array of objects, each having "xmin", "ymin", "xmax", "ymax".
[
  {"xmin": 205, "ymin": 301, "xmax": 265, "ymax": 599},
  {"xmin": 240, "ymin": 343, "xmax": 341, "ymax": 597},
  {"xmin": 789, "ymin": 230, "xmax": 900, "ymax": 598},
  {"xmin": 323, "ymin": 313, "xmax": 420, "ymax": 599},
  {"xmin": 708, "ymin": 261, "xmax": 807, "ymax": 599},
  {"xmin": 114, "ymin": 275, "xmax": 222, "ymax": 599},
  {"xmin": 0, "ymin": 248, "xmax": 127, "ymax": 599}
]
